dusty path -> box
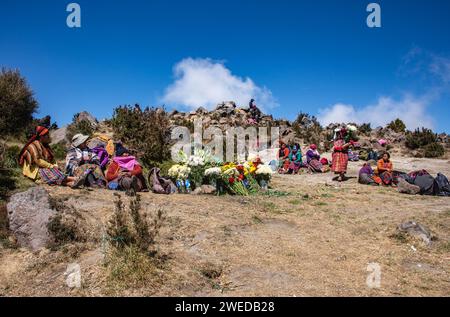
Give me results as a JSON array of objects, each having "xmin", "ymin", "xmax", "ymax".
[{"xmin": 1, "ymin": 156, "xmax": 449, "ymax": 296}]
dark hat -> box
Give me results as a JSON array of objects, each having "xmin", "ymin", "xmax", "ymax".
[{"xmin": 115, "ymin": 143, "xmax": 130, "ymax": 157}]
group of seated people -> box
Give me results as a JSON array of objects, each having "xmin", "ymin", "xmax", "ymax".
[
  {"xmin": 278, "ymin": 142, "xmax": 330, "ymax": 174},
  {"xmin": 18, "ymin": 126, "xmax": 148, "ymax": 194},
  {"xmin": 358, "ymin": 152, "xmax": 395, "ymax": 186}
]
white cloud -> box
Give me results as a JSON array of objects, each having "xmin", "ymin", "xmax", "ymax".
[
  {"xmin": 318, "ymin": 48, "xmax": 450, "ymax": 130},
  {"xmin": 430, "ymin": 55, "xmax": 450, "ymax": 83},
  {"xmin": 162, "ymin": 58, "xmax": 277, "ymax": 111},
  {"xmin": 317, "ymin": 94, "xmax": 434, "ymax": 130}
]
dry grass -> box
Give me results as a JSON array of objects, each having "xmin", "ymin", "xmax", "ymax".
[{"xmin": 0, "ymin": 155, "xmax": 449, "ymax": 296}]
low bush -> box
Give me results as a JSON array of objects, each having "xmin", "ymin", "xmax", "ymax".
[
  {"xmin": 107, "ymin": 194, "xmax": 165, "ymax": 252},
  {"xmin": 405, "ymin": 128, "xmax": 438, "ymax": 150},
  {"xmin": 2, "ymin": 145, "xmax": 20, "ymax": 169},
  {"xmin": 104, "ymin": 194, "xmax": 166, "ymax": 291},
  {"xmin": 423, "ymin": 142, "xmax": 445, "ymax": 158},
  {"xmin": 0, "ymin": 203, "xmax": 9, "ymax": 245},
  {"xmin": 111, "ymin": 105, "xmax": 172, "ymax": 168}
]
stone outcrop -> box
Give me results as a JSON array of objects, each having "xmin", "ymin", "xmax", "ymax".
[{"xmin": 7, "ymin": 187, "xmax": 56, "ymax": 251}]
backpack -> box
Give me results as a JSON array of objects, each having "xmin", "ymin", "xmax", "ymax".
[
  {"xmin": 433, "ymin": 173, "xmax": 450, "ymax": 197},
  {"xmin": 367, "ymin": 151, "xmax": 379, "ymax": 161},
  {"xmin": 413, "ymin": 174, "xmax": 436, "ymax": 196},
  {"xmin": 148, "ymin": 168, "xmax": 176, "ymax": 195}
]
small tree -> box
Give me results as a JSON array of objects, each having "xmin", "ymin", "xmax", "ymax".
[
  {"xmin": 358, "ymin": 123, "xmax": 372, "ymax": 135},
  {"xmin": 0, "ymin": 68, "xmax": 38, "ymax": 136},
  {"xmin": 387, "ymin": 119, "xmax": 406, "ymax": 133}
]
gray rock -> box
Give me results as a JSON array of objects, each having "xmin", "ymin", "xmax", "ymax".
[
  {"xmin": 397, "ymin": 178, "xmax": 421, "ymax": 195},
  {"xmin": 7, "ymin": 187, "xmax": 56, "ymax": 251},
  {"xmin": 190, "ymin": 185, "xmax": 217, "ymax": 195},
  {"xmin": 398, "ymin": 221, "xmax": 433, "ymax": 246},
  {"xmin": 200, "ymin": 185, "xmax": 217, "ymax": 195},
  {"xmin": 75, "ymin": 111, "xmax": 98, "ymax": 128},
  {"xmin": 196, "ymin": 107, "xmax": 208, "ymax": 114},
  {"xmin": 50, "ymin": 126, "xmax": 68, "ymax": 146}
]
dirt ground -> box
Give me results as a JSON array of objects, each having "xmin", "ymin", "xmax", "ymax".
[{"xmin": 1, "ymin": 155, "xmax": 449, "ymax": 297}]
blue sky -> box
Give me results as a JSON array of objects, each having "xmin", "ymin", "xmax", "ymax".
[{"xmin": 1, "ymin": 0, "xmax": 449, "ymax": 132}]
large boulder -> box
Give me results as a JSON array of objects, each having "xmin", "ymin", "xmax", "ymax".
[
  {"xmin": 74, "ymin": 111, "xmax": 98, "ymax": 128},
  {"xmin": 397, "ymin": 178, "xmax": 421, "ymax": 195},
  {"xmin": 7, "ymin": 187, "xmax": 56, "ymax": 251},
  {"xmin": 50, "ymin": 126, "xmax": 68, "ymax": 146}
]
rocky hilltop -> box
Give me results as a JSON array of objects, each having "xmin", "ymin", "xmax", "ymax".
[
  {"xmin": 166, "ymin": 101, "xmax": 449, "ymax": 158},
  {"xmin": 49, "ymin": 102, "xmax": 449, "ymax": 159}
]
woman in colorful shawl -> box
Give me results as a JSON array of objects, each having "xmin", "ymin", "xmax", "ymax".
[
  {"xmin": 105, "ymin": 144, "xmax": 148, "ymax": 194},
  {"xmin": 358, "ymin": 163, "xmax": 381, "ymax": 186},
  {"xmin": 278, "ymin": 142, "xmax": 290, "ymax": 173},
  {"xmin": 377, "ymin": 152, "xmax": 394, "ymax": 186},
  {"xmin": 287, "ymin": 144, "xmax": 302, "ymax": 174},
  {"xmin": 65, "ymin": 134, "xmax": 107, "ymax": 188},
  {"xmin": 306, "ymin": 144, "xmax": 323, "ymax": 173},
  {"xmin": 331, "ymin": 128, "xmax": 351, "ymax": 182},
  {"xmin": 18, "ymin": 126, "xmax": 76, "ymax": 186}
]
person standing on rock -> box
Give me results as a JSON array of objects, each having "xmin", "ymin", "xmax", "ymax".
[
  {"xmin": 18, "ymin": 126, "xmax": 77, "ymax": 186},
  {"xmin": 65, "ymin": 134, "xmax": 107, "ymax": 188},
  {"xmin": 331, "ymin": 127, "xmax": 351, "ymax": 182}
]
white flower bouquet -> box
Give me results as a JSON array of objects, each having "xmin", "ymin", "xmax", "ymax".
[{"xmin": 168, "ymin": 164, "xmax": 191, "ymax": 180}]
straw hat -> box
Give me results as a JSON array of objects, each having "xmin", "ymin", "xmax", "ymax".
[{"xmin": 71, "ymin": 134, "xmax": 89, "ymax": 147}]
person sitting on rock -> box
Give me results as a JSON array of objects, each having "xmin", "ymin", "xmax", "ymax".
[
  {"xmin": 249, "ymin": 99, "xmax": 262, "ymax": 123},
  {"xmin": 287, "ymin": 144, "xmax": 303, "ymax": 174},
  {"xmin": 278, "ymin": 142, "xmax": 290, "ymax": 173},
  {"xmin": 65, "ymin": 134, "xmax": 107, "ymax": 188},
  {"xmin": 106, "ymin": 143, "xmax": 148, "ymax": 195},
  {"xmin": 306, "ymin": 144, "xmax": 324, "ymax": 173},
  {"xmin": 377, "ymin": 152, "xmax": 394, "ymax": 186},
  {"xmin": 18, "ymin": 126, "xmax": 77, "ymax": 186}
]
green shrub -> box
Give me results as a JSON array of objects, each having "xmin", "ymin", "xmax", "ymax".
[
  {"xmin": 0, "ymin": 203, "xmax": 8, "ymax": 242},
  {"xmin": 405, "ymin": 128, "xmax": 437, "ymax": 150},
  {"xmin": 172, "ymin": 118, "xmax": 194, "ymax": 133},
  {"xmin": 107, "ymin": 194, "xmax": 165, "ymax": 252},
  {"xmin": 358, "ymin": 123, "xmax": 372, "ymax": 135},
  {"xmin": 158, "ymin": 160, "xmax": 176, "ymax": 177},
  {"xmin": 1, "ymin": 145, "xmax": 20, "ymax": 169},
  {"xmin": 0, "ymin": 68, "xmax": 38, "ymax": 137},
  {"xmin": 111, "ymin": 105, "xmax": 172, "ymax": 168},
  {"xmin": 51, "ymin": 143, "xmax": 67, "ymax": 161},
  {"xmin": 387, "ymin": 119, "xmax": 406, "ymax": 133},
  {"xmin": 292, "ymin": 112, "xmax": 323, "ymax": 146},
  {"xmin": 423, "ymin": 142, "xmax": 445, "ymax": 158}
]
